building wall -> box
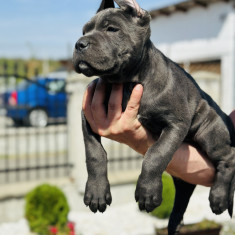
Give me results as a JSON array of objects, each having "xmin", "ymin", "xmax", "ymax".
[
  {"xmin": 150, "ymin": 2, "xmax": 234, "ymax": 45},
  {"xmin": 180, "ymin": 60, "xmax": 222, "ymax": 105},
  {"xmin": 150, "ymin": 1, "xmax": 235, "ymax": 113}
]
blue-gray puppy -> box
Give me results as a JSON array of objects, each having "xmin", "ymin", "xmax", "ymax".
[{"xmin": 73, "ymin": 0, "xmax": 235, "ymax": 234}]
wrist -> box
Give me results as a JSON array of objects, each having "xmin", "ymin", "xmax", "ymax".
[
  {"xmin": 126, "ymin": 135, "xmax": 148, "ymax": 155},
  {"xmin": 127, "ymin": 128, "xmax": 155, "ymax": 155}
]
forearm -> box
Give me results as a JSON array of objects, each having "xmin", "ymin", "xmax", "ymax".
[
  {"xmin": 166, "ymin": 144, "xmax": 215, "ymax": 187},
  {"xmin": 129, "ymin": 132, "xmax": 215, "ymax": 187}
]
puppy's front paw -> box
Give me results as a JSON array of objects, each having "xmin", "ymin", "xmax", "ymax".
[
  {"xmin": 135, "ymin": 174, "xmax": 162, "ymax": 212},
  {"xmin": 84, "ymin": 177, "xmax": 112, "ymax": 213}
]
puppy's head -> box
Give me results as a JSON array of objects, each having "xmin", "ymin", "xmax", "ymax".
[{"xmin": 73, "ymin": 0, "xmax": 151, "ymax": 82}]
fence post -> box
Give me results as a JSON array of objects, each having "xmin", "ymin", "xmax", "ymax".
[{"xmin": 67, "ymin": 73, "xmax": 93, "ymax": 193}]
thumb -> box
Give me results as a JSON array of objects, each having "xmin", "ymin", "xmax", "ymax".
[{"xmin": 124, "ymin": 84, "xmax": 143, "ymax": 120}]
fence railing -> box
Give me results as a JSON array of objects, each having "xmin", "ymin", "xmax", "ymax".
[
  {"xmin": 0, "ymin": 60, "xmax": 143, "ymax": 188},
  {"xmin": 0, "ymin": 61, "xmax": 72, "ymax": 184}
]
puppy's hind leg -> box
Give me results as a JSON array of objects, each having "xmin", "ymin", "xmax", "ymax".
[
  {"xmin": 168, "ymin": 177, "xmax": 196, "ymax": 235},
  {"xmin": 209, "ymin": 148, "xmax": 235, "ymax": 216}
]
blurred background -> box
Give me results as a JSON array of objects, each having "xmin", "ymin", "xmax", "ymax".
[{"xmin": 0, "ymin": 0, "xmax": 235, "ymax": 234}]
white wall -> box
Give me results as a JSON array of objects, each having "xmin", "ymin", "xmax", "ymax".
[
  {"xmin": 150, "ymin": 1, "xmax": 235, "ymax": 113},
  {"xmin": 151, "ymin": 2, "xmax": 233, "ymax": 45}
]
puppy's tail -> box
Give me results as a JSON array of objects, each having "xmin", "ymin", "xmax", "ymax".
[
  {"xmin": 168, "ymin": 178, "xmax": 196, "ymax": 235},
  {"xmin": 228, "ymin": 173, "xmax": 235, "ymax": 217}
]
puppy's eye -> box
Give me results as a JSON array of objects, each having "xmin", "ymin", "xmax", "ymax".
[
  {"xmin": 83, "ymin": 30, "xmax": 85, "ymax": 35},
  {"xmin": 107, "ymin": 27, "xmax": 119, "ymax": 32}
]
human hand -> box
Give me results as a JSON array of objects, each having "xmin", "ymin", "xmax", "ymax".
[{"xmin": 82, "ymin": 78, "xmax": 154, "ymax": 155}]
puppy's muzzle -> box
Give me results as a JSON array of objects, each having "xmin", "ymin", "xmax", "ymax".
[{"xmin": 75, "ymin": 38, "xmax": 90, "ymax": 51}]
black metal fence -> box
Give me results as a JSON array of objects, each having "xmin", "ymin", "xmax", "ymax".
[
  {"xmin": 106, "ymin": 140, "xmax": 142, "ymax": 172},
  {"xmin": 0, "ymin": 61, "xmax": 72, "ymax": 183}
]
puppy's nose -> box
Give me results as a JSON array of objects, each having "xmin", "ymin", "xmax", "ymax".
[{"xmin": 75, "ymin": 39, "xmax": 89, "ymax": 51}]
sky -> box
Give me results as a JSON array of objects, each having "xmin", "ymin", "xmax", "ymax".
[{"xmin": 0, "ymin": 0, "xmax": 183, "ymax": 59}]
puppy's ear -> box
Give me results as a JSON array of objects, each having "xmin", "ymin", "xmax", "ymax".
[
  {"xmin": 114, "ymin": 0, "xmax": 151, "ymax": 26},
  {"xmin": 97, "ymin": 0, "xmax": 115, "ymax": 13}
]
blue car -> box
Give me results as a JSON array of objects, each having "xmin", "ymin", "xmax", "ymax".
[{"xmin": 4, "ymin": 77, "xmax": 67, "ymax": 127}]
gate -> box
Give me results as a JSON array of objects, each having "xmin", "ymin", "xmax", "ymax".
[{"xmin": 0, "ymin": 61, "xmax": 72, "ymax": 184}]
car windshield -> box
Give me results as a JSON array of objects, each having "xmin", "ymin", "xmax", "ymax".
[
  {"xmin": 46, "ymin": 80, "xmax": 65, "ymax": 92},
  {"xmin": 17, "ymin": 80, "xmax": 31, "ymax": 90}
]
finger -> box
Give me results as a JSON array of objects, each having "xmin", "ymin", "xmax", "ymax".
[
  {"xmin": 82, "ymin": 80, "xmax": 97, "ymax": 131},
  {"xmin": 107, "ymin": 84, "xmax": 123, "ymax": 122},
  {"xmin": 124, "ymin": 84, "xmax": 143, "ymax": 120},
  {"xmin": 91, "ymin": 78, "xmax": 107, "ymax": 123}
]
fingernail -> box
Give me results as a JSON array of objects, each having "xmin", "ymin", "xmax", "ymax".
[{"xmin": 135, "ymin": 84, "xmax": 143, "ymax": 91}]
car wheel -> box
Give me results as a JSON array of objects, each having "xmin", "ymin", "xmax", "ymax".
[{"xmin": 27, "ymin": 109, "xmax": 48, "ymax": 127}]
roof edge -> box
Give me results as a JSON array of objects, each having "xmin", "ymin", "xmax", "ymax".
[{"xmin": 150, "ymin": 0, "xmax": 233, "ymax": 19}]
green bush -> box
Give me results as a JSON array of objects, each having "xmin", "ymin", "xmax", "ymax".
[
  {"xmin": 25, "ymin": 184, "xmax": 70, "ymax": 235},
  {"xmin": 150, "ymin": 173, "xmax": 175, "ymax": 219}
]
